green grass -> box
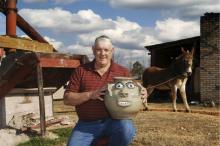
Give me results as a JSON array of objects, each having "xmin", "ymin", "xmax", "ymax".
[{"xmin": 18, "ymin": 128, "xmax": 72, "ymax": 146}]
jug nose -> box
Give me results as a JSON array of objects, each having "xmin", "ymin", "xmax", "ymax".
[{"xmin": 119, "ymin": 92, "xmax": 129, "ymax": 98}]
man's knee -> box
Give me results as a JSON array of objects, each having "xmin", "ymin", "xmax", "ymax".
[
  {"xmin": 123, "ymin": 120, "xmax": 136, "ymax": 140},
  {"xmin": 115, "ymin": 120, "xmax": 136, "ymax": 140}
]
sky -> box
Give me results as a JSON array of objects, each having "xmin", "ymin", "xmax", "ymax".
[{"xmin": 0, "ymin": 0, "xmax": 219, "ymax": 68}]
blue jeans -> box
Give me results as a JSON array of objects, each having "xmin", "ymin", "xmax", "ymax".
[{"xmin": 67, "ymin": 118, "xmax": 136, "ymax": 146}]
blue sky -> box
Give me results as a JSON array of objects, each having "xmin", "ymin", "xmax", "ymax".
[{"xmin": 1, "ymin": 0, "xmax": 219, "ymax": 68}]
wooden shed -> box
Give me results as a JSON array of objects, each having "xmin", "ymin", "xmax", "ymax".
[
  {"xmin": 145, "ymin": 13, "xmax": 220, "ymax": 104},
  {"xmin": 145, "ymin": 37, "xmax": 200, "ymax": 101}
]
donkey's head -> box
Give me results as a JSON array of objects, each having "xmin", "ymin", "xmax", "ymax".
[{"xmin": 175, "ymin": 48, "xmax": 194, "ymax": 77}]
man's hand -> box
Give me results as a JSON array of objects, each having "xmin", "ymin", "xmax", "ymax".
[{"xmin": 89, "ymin": 86, "xmax": 107, "ymax": 101}]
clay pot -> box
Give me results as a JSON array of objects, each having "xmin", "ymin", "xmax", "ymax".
[{"xmin": 104, "ymin": 77, "xmax": 144, "ymax": 119}]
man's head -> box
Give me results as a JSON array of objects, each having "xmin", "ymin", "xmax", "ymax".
[{"xmin": 92, "ymin": 35, "xmax": 114, "ymax": 67}]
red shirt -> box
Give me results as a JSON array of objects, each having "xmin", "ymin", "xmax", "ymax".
[{"xmin": 65, "ymin": 60, "xmax": 130, "ymax": 121}]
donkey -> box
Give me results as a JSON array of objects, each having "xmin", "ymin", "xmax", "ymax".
[{"xmin": 142, "ymin": 48, "xmax": 194, "ymax": 112}]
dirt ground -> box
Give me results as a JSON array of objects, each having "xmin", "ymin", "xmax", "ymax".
[
  {"xmin": 5, "ymin": 101, "xmax": 218, "ymax": 146},
  {"xmin": 0, "ymin": 129, "xmax": 29, "ymax": 146},
  {"xmin": 131, "ymin": 111, "xmax": 219, "ymax": 146},
  {"xmin": 53, "ymin": 100, "xmax": 220, "ymax": 146}
]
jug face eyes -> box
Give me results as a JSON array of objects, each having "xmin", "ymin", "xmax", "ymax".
[
  {"xmin": 114, "ymin": 82, "xmax": 136, "ymax": 90},
  {"xmin": 115, "ymin": 82, "xmax": 124, "ymax": 89},
  {"xmin": 126, "ymin": 82, "xmax": 135, "ymax": 89},
  {"xmin": 112, "ymin": 81, "xmax": 139, "ymax": 99}
]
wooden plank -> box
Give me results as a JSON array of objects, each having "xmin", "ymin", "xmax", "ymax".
[
  {"xmin": 8, "ymin": 88, "xmax": 57, "ymax": 94},
  {"xmin": 39, "ymin": 57, "xmax": 81, "ymax": 68},
  {"xmin": 0, "ymin": 35, "xmax": 53, "ymax": 53}
]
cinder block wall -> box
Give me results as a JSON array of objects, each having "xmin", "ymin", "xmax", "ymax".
[{"xmin": 200, "ymin": 13, "xmax": 220, "ymax": 103}]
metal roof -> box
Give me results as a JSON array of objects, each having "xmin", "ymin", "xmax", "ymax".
[{"xmin": 145, "ymin": 36, "xmax": 200, "ymax": 51}]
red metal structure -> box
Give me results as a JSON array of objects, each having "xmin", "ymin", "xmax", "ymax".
[
  {"xmin": 0, "ymin": 0, "xmax": 88, "ymax": 136},
  {"xmin": 5, "ymin": 0, "xmax": 16, "ymax": 53}
]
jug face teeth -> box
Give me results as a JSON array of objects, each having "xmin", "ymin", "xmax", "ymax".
[{"xmin": 117, "ymin": 101, "xmax": 131, "ymax": 107}]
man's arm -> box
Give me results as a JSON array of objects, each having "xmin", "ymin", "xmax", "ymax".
[
  {"xmin": 63, "ymin": 86, "xmax": 106, "ymax": 106},
  {"xmin": 63, "ymin": 91, "xmax": 91, "ymax": 106}
]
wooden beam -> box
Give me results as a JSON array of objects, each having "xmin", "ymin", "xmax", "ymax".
[
  {"xmin": 0, "ymin": 35, "xmax": 53, "ymax": 53},
  {"xmin": 8, "ymin": 87, "xmax": 57, "ymax": 94},
  {"xmin": 39, "ymin": 57, "xmax": 81, "ymax": 68}
]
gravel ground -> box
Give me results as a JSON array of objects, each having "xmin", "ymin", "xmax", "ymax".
[{"xmin": 0, "ymin": 129, "xmax": 29, "ymax": 146}]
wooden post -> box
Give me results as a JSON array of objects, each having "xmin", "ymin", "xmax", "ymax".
[{"xmin": 37, "ymin": 63, "xmax": 46, "ymax": 136}]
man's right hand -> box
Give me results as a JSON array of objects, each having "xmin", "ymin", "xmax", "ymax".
[{"xmin": 89, "ymin": 86, "xmax": 107, "ymax": 101}]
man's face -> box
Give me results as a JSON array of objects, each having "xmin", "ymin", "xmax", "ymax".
[{"xmin": 92, "ymin": 40, "xmax": 114, "ymax": 67}]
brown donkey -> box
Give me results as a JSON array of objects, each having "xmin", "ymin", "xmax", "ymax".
[{"xmin": 142, "ymin": 48, "xmax": 194, "ymax": 112}]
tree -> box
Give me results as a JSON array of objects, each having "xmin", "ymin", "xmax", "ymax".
[{"xmin": 131, "ymin": 61, "xmax": 145, "ymax": 79}]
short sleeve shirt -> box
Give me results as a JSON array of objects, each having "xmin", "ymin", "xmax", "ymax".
[{"xmin": 65, "ymin": 60, "xmax": 130, "ymax": 121}]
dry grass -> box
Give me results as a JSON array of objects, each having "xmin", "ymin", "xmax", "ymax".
[
  {"xmin": 131, "ymin": 111, "xmax": 219, "ymax": 146},
  {"xmin": 53, "ymin": 101, "xmax": 220, "ymax": 146}
]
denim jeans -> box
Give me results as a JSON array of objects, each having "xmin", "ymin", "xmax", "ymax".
[{"xmin": 67, "ymin": 118, "xmax": 136, "ymax": 146}]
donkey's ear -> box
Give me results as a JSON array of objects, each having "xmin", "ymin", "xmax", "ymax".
[
  {"xmin": 181, "ymin": 47, "xmax": 186, "ymax": 54},
  {"xmin": 191, "ymin": 48, "xmax": 195, "ymax": 56}
]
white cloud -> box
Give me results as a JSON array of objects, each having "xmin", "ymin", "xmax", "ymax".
[
  {"xmin": 155, "ymin": 18, "xmax": 200, "ymax": 41},
  {"xmin": 172, "ymin": 4, "xmax": 220, "ymax": 19},
  {"xmin": 64, "ymin": 43, "xmax": 95, "ymax": 61},
  {"xmin": 44, "ymin": 36, "xmax": 65, "ymax": 51},
  {"xmin": 19, "ymin": 8, "xmax": 113, "ymax": 33},
  {"xmin": 107, "ymin": 0, "xmax": 219, "ymax": 19},
  {"xmin": 76, "ymin": 16, "xmax": 161, "ymax": 51},
  {"xmin": 113, "ymin": 48, "xmax": 150, "ymax": 68}
]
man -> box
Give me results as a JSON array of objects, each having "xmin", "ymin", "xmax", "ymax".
[{"xmin": 64, "ymin": 35, "xmax": 147, "ymax": 146}]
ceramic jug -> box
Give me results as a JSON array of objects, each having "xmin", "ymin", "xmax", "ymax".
[{"xmin": 104, "ymin": 77, "xmax": 144, "ymax": 119}]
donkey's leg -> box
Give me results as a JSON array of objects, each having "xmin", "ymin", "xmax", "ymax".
[
  {"xmin": 143, "ymin": 88, "xmax": 154, "ymax": 110},
  {"xmin": 171, "ymin": 86, "xmax": 178, "ymax": 112},
  {"xmin": 147, "ymin": 88, "xmax": 154, "ymax": 96},
  {"xmin": 180, "ymin": 85, "xmax": 191, "ymax": 112}
]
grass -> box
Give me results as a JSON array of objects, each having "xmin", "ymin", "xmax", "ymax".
[{"xmin": 17, "ymin": 128, "xmax": 72, "ymax": 146}]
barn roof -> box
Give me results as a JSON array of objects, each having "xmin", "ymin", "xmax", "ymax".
[{"xmin": 145, "ymin": 36, "xmax": 200, "ymax": 52}]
